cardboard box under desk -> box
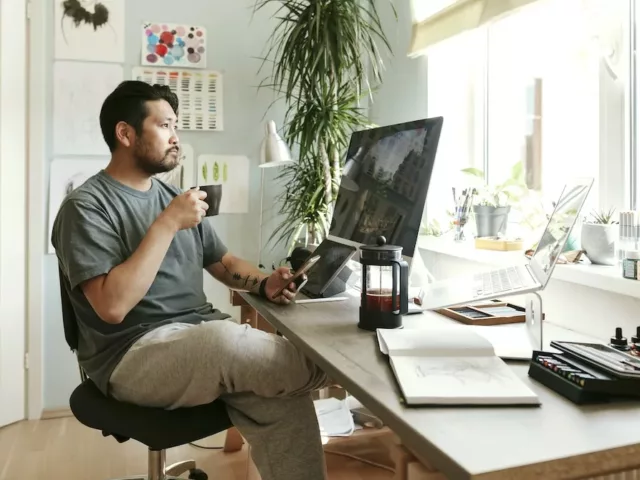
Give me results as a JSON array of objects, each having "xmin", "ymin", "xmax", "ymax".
[{"xmin": 435, "ymin": 300, "xmax": 545, "ymax": 326}]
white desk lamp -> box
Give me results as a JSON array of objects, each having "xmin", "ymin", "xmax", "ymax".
[{"xmin": 258, "ymin": 120, "xmax": 294, "ymax": 269}]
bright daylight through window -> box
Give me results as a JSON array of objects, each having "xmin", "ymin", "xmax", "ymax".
[{"xmin": 422, "ymin": 0, "xmax": 629, "ymax": 245}]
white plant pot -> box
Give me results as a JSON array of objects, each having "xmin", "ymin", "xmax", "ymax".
[{"xmin": 580, "ymin": 223, "xmax": 617, "ymax": 266}]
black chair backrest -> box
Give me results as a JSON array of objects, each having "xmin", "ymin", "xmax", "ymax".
[{"xmin": 58, "ymin": 267, "xmax": 79, "ymax": 352}]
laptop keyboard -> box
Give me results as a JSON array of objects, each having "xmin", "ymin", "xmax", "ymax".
[{"xmin": 473, "ymin": 267, "xmax": 534, "ymax": 297}]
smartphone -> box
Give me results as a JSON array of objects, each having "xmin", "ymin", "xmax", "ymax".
[{"xmin": 271, "ymin": 254, "xmax": 321, "ymax": 300}]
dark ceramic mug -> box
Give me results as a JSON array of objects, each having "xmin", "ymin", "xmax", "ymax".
[{"xmin": 192, "ymin": 185, "xmax": 222, "ymax": 217}]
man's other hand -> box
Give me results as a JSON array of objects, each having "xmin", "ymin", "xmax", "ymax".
[{"xmin": 265, "ymin": 266, "xmax": 304, "ymax": 305}]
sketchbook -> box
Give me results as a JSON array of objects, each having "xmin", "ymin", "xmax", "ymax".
[{"xmin": 377, "ymin": 326, "xmax": 540, "ymax": 406}]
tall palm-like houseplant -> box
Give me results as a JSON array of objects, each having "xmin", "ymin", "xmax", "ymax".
[{"xmin": 254, "ymin": 0, "xmax": 395, "ymax": 251}]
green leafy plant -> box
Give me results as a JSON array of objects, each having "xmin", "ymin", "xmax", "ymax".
[
  {"xmin": 586, "ymin": 207, "xmax": 617, "ymax": 224},
  {"xmin": 461, "ymin": 161, "xmax": 528, "ymax": 207},
  {"xmin": 254, "ymin": 0, "xmax": 395, "ymax": 250},
  {"xmin": 223, "ymin": 162, "xmax": 228, "ymax": 183}
]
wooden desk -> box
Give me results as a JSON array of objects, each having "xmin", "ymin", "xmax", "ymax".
[{"xmin": 231, "ymin": 290, "xmax": 640, "ymax": 480}]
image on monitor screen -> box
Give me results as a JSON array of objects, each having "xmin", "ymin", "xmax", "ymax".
[{"xmin": 328, "ymin": 117, "xmax": 443, "ymax": 258}]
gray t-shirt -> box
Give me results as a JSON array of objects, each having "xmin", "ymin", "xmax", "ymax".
[{"xmin": 51, "ymin": 170, "xmax": 230, "ymax": 396}]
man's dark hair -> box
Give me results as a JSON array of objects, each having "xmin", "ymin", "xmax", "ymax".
[{"xmin": 99, "ymin": 80, "xmax": 179, "ymax": 152}]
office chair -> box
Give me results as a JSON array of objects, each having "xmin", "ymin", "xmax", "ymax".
[{"xmin": 59, "ymin": 267, "xmax": 234, "ymax": 480}]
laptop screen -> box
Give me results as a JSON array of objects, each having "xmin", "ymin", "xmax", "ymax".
[{"xmin": 530, "ymin": 178, "xmax": 593, "ymax": 285}]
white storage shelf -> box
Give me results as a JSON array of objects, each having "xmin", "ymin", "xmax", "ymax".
[{"xmin": 417, "ymin": 235, "xmax": 640, "ymax": 300}]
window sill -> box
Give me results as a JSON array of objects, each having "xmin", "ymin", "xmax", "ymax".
[{"xmin": 417, "ymin": 235, "xmax": 640, "ymax": 299}]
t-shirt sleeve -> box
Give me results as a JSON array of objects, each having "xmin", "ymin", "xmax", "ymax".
[
  {"xmin": 52, "ymin": 199, "xmax": 126, "ymax": 290},
  {"xmin": 200, "ymin": 218, "xmax": 228, "ymax": 267}
]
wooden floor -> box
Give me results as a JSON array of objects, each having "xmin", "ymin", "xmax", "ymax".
[{"xmin": 0, "ymin": 417, "xmax": 396, "ymax": 480}]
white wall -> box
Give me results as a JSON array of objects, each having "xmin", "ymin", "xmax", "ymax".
[
  {"xmin": 369, "ymin": 0, "xmax": 429, "ymax": 127},
  {"xmin": 33, "ymin": 0, "xmax": 288, "ymax": 410}
]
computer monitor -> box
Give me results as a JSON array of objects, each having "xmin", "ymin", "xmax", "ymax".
[{"xmin": 327, "ymin": 117, "xmax": 443, "ymax": 259}]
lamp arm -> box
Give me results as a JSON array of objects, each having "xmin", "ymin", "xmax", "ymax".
[{"xmin": 258, "ymin": 167, "xmax": 265, "ymax": 269}]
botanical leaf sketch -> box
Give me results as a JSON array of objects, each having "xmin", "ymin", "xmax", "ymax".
[
  {"xmin": 197, "ymin": 155, "xmax": 250, "ymax": 214},
  {"xmin": 213, "ymin": 162, "xmax": 220, "ymax": 183}
]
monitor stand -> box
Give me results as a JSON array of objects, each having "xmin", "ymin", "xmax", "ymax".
[
  {"xmin": 302, "ymin": 262, "xmax": 354, "ymax": 299},
  {"xmin": 292, "ymin": 238, "xmax": 357, "ymax": 299}
]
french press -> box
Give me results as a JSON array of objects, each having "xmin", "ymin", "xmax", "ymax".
[{"xmin": 358, "ymin": 236, "xmax": 409, "ymax": 331}]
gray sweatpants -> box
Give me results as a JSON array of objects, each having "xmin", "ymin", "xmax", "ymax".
[{"xmin": 109, "ymin": 319, "xmax": 330, "ymax": 480}]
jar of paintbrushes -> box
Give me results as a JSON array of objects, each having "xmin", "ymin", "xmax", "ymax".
[{"xmin": 453, "ymin": 188, "xmax": 476, "ymax": 242}]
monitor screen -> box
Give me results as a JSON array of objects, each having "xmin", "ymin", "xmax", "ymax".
[
  {"xmin": 530, "ymin": 178, "xmax": 593, "ymax": 283},
  {"xmin": 328, "ymin": 117, "xmax": 443, "ymax": 258}
]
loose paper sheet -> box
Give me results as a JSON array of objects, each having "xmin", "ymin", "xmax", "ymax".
[
  {"xmin": 54, "ymin": 0, "xmax": 125, "ymax": 62},
  {"xmin": 53, "ymin": 61, "xmax": 124, "ymax": 155},
  {"xmin": 48, "ymin": 158, "xmax": 109, "ymax": 254},
  {"xmin": 197, "ymin": 155, "xmax": 249, "ymax": 214},
  {"xmin": 132, "ymin": 67, "xmax": 223, "ymax": 131}
]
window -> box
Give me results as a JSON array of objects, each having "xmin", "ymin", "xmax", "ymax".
[
  {"xmin": 424, "ymin": 0, "xmax": 629, "ymax": 238},
  {"xmin": 423, "ymin": 30, "xmax": 486, "ymax": 234}
]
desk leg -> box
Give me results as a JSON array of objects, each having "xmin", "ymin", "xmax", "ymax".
[
  {"xmin": 241, "ymin": 304, "xmax": 258, "ymax": 329},
  {"xmin": 392, "ymin": 445, "xmax": 447, "ymax": 480}
]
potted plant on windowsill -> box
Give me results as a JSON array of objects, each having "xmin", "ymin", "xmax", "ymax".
[
  {"xmin": 581, "ymin": 207, "xmax": 618, "ymax": 266},
  {"xmin": 461, "ymin": 161, "xmax": 528, "ymax": 238}
]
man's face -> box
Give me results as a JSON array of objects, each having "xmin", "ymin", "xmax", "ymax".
[{"xmin": 132, "ymin": 99, "xmax": 180, "ymax": 175}]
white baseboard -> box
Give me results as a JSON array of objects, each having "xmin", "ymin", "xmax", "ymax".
[{"xmin": 41, "ymin": 407, "xmax": 72, "ymax": 420}]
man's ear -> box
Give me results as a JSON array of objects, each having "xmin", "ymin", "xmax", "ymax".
[{"xmin": 115, "ymin": 121, "xmax": 133, "ymax": 148}]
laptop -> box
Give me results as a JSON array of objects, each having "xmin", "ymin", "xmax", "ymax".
[{"xmin": 419, "ymin": 178, "xmax": 594, "ymax": 311}]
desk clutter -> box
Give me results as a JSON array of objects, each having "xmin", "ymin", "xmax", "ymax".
[
  {"xmin": 528, "ymin": 340, "xmax": 640, "ymax": 405},
  {"xmin": 313, "ymin": 394, "xmax": 384, "ymax": 438},
  {"xmin": 435, "ymin": 299, "xmax": 541, "ymax": 326},
  {"xmin": 474, "ymin": 236, "xmax": 524, "ymax": 251}
]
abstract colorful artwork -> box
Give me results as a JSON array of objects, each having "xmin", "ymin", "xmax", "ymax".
[
  {"xmin": 54, "ymin": 0, "xmax": 125, "ymax": 62},
  {"xmin": 142, "ymin": 23, "xmax": 207, "ymax": 68}
]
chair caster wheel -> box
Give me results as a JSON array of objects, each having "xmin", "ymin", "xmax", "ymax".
[{"xmin": 188, "ymin": 468, "xmax": 208, "ymax": 480}]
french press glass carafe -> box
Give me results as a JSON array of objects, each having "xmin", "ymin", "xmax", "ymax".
[{"xmin": 358, "ymin": 236, "xmax": 409, "ymax": 331}]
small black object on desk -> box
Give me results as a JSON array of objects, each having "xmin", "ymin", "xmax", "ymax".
[{"xmin": 610, "ymin": 327, "xmax": 631, "ymax": 352}]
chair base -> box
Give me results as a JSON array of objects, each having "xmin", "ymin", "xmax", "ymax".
[
  {"xmin": 106, "ymin": 477, "xmax": 189, "ymax": 480},
  {"xmin": 146, "ymin": 449, "xmax": 207, "ymax": 480}
]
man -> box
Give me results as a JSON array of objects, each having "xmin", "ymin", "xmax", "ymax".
[{"xmin": 52, "ymin": 80, "xmax": 329, "ymax": 480}]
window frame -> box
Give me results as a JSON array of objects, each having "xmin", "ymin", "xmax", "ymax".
[{"xmin": 425, "ymin": 0, "xmax": 631, "ymax": 218}]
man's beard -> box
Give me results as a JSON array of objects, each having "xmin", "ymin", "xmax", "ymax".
[{"xmin": 133, "ymin": 141, "xmax": 180, "ymax": 175}]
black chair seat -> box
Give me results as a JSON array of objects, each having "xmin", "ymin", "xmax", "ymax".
[{"xmin": 70, "ymin": 379, "xmax": 233, "ymax": 451}]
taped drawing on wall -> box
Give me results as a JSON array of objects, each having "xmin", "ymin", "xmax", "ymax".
[
  {"xmin": 48, "ymin": 158, "xmax": 109, "ymax": 254},
  {"xmin": 55, "ymin": 0, "xmax": 125, "ymax": 62},
  {"xmin": 142, "ymin": 22, "xmax": 207, "ymax": 68},
  {"xmin": 53, "ymin": 61, "xmax": 123, "ymax": 155},
  {"xmin": 197, "ymin": 155, "xmax": 249, "ymax": 214},
  {"xmin": 132, "ymin": 67, "xmax": 223, "ymax": 131}
]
